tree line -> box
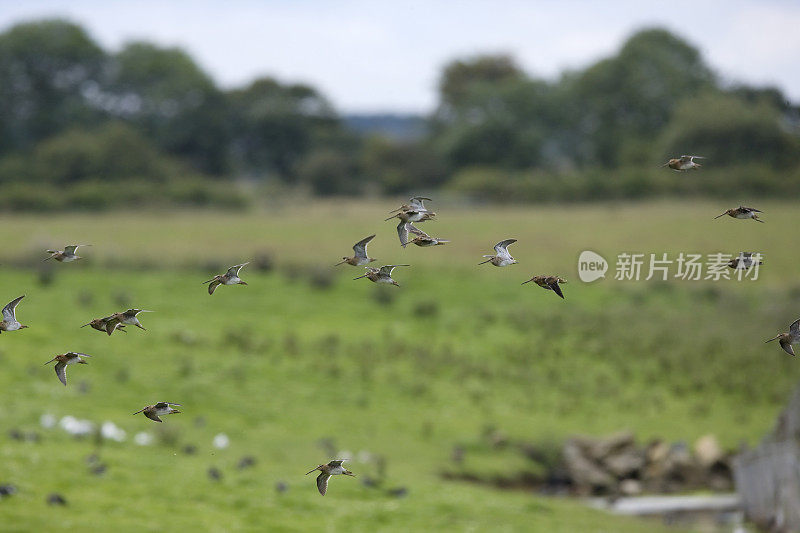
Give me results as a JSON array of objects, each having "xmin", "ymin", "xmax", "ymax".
[{"xmin": 1, "ymin": 19, "xmax": 798, "ymax": 209}]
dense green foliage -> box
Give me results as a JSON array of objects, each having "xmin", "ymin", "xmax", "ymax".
[{"xmin": 0, "ymin": 20, "xmax": 798, "ymax": 207}]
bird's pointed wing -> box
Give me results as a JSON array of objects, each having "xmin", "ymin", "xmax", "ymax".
[
  {"xmin": 407, "ymin": 223, "xmax": 430, "ymax": 239},
  {"xmin": 379, "ymin": 265, "xmax": 409, "ymax": 276},
  {"xmin": 144, "ymin": 411, "xmax": 162, "ymax": 422},
  {"xmin": 353, "ymin": 235, "xmax": 376, "ymax": 258},
  {"xmin": 208, "ymin": 280, "xmax": 221, "ymax": 295},
  {"xmin": 66, "ymin": 352, "xmax": 91, "ymax": 357},
  {"xmin": 409, "ymin": 197, "xmax": 431, "ymax": 211},
  {"xmin": 789, "ymin": 318, "xmax": 800, "ymax": 336},
  {"xmin": 2, "ymin": 295, "xmax": 24, "ymax": 321},
  {"xmin": 549, "ymin": 280, "xmax": 565, "ymax": 299},
  {"xmin": 316, "ymin": 472, "xmax": 331, "ymax": 496},
  {"xmin": 780, "ymin": 339, "xmax": 796, "ymax": 356},
  {"xmin": 64, "ymin": 245, "xmax": 78, "ymax": 255},
  {"xmin": 54, "ymin": 362, "xmax": 67, "ymax": 386},
  {"xmin": 741, "ymin": 206, "xmax": 762, "ymax": 213},
  {"xmin": 494, "ymin": 239, "xmax": 517, "ymax": 257},
  {"xmin": 328, "ymin": 459, "xmax": 346, "ymax": 467},
  {"xmin": 397, "ymin": 222, "xmax": 411, "ymax": 247},
  {"xmin": 226, "ymin": 262, "xmax": 249, "ymax": 277}
]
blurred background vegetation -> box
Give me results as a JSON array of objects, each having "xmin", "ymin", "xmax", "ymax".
[{"xmin": 1, "ymin": 19, "xmax": 799, "ymax": 211}]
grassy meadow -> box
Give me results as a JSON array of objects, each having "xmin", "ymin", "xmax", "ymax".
[{"xmin": 1, "ymin": 199, "xmax": 799, "ymax": 532}]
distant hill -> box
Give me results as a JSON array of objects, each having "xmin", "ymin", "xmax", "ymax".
[{"xmin": 343, "ymin": 113, "xmax": 428, "ymax": 141}]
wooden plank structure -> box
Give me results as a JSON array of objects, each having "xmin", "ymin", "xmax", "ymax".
[{"xmin": 734, "ymin": 385, "xmax": 800, "ymax": 531}]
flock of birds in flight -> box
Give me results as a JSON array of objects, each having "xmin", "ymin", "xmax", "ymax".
[{"xmin": 0, "ymin": 154, "xmax": 795, "ymax": 495}]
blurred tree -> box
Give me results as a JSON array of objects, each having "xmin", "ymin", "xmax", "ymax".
[
  {"xmin": 432, "ymin": 55, "xmax": 561, "ymax": 169},
  {"xmin": 0, "ymin": 20, "xmax": 106, "ymax": 153},
  {"xmin": 657, "ymin": 93, "xmax": 800, "ymax": 168},
  {"xmin": 25, "ymin": 122, "xmax": 184, "ymax": 184},
  {"xmin": 102, "ymin": 42, "xmax": 228, "ymax": 174},
  {"xmin": 568, "ymin": 28, "xmax": 715, "ymax": 166},
  {"xmin": 361, "ymin": 136, "xmax": 448, "ymax": 193},
  {"xmin": 435, "ymin": 54, "xmax": 525, "ymax": 122},
  {"xmin": 227, "ymin": 77, "xmax": 342, "ymax": 181},
  {"xmin": 296, "ymin": 148, "xmax": 359, "ymax": 195}
]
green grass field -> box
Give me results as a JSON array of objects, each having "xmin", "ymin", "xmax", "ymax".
[{"xmin": 1, "ymin": 200, "xmax": 798, "ymax": 531}]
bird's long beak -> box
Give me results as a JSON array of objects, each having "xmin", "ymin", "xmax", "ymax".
[
  {"xmin": 353, "ymin": 274, "xmax": 368, "ymax": 280},
  {"xmin": 305, "ymin": 467, "xmax": 320, "ymax": 475},
  {"xmin": 714, "ymin": 213, "xmax": 726, "ymax": 219},
  {"xmin": 765, "ymin": 335, "xmax": 781, "ymax": 343},
  {"xmin": 521, "ymin": 279, "xmax": 533, "ymax": 285},
  {"xmin": 334, "ymin": 260, "xmax": 346, "ymax": 266},
  {"xmin": 80, "ymin": 323, "xmax": 90, "ymax": 328},
  {"xmin": 477, "ymin": 259, "xmax": 492, "ymax": 265},
  {"xmin": 344, "ymin": 472, "xmax": 356, "ymax": 477},
  {"xmin": 384, "ymin": 215, "xmax": 397, "ymax": 221},
  {"xmin": 202, "ymin": 279, "xmax": 214, "ymax": 284},
  {"xmin": 43, "ymin": 358, "xmax": 56, "ymax": 365},
  {"xmin": 238, "ymin": 281, "xmax": 248, "ymax": 285}
]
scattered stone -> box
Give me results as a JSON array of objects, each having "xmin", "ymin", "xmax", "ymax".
[
  {"xmin": 0, "ymin": 485, "xmax": 17, "ymax": 498},
  {"xmin": 207, "ymin": 467, "xmax": 223, "ymax": 481},
  {"xmin": 46, "ymin": 493, "xmax": 67, "ymax": 506},
  {"xmin": 237, "ymin": 455, "xmax": 256, "ymax": 470},
  {"xmin": 694, "ymin": 434, "xmax": 724, "ymax": 468}
]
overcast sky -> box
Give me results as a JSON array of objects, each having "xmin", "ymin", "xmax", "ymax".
[{"xmin": 1, "ymin": 0, "xmax": 799, "ymax": 113}]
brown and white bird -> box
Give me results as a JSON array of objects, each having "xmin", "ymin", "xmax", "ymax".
[
  {"xmin": 105, "ymin": 309, "xmax": 151, "ymax": 332},
  {"xmin": 400, "ymin": 223, "xmax": 449, "ymax": 248},
  {"xmin": 203, "ymin": 263, "xmax": 249, "ymax": 295},
  {"xmin": 714, "ymin": 206, "xmax": 764, "ymax": 223},
  {"xmin": 522, "ymin": 275, "xmax": 567, "ymax": 299},
  {"xmin": 662, "ymin": 155, "xmax": 704, "ymax": 171},
  {"xmin": 132, "ymin": 402, "xmax": 182, "ymax": 422},
  {"xmin": 306, "ymin": 460, "xmax": 356, "ymax": 496},
  {"xmin": 81, "ymin": 316, "xmax": 127, "ymax": 336},
  {"xmin": 44, "ymin": 245, "xmax": 90, "ymax": 262},
  {"xmin": 727, "ymin": 252, "xmax": 763, "ymax": 270},
  {"xmin": 43, "ymin": 352, "xmax": 91, "ymax": 386},
  {"xmin": 766, "ymin": 318, "xmax": 800, "ymax": 356},
  {"xmin": 478, "ymin": 239, "xmax": 518, "ymax": 267},
  {"xmin": 389, "ymin": 196, "xmax": 432, "ymax": 214},
  {"xmin": 335, "ymin": 235, "xmax": 376, "ymax": 266},
  {"xmin": 354, "ymin": 265, "xmax": 409, "ymax": 286},
  {"xmin": 0, "ymin": 295, "xmax": 27, "ymax": 333}
]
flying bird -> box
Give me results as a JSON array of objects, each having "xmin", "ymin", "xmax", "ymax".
[
  {"xmin": 389, "ymin": 196, "xmax": 432, "ymax": 214},
  {"xmin": 132, "ymin": 402, "xmax": 182, "ymax": 422},
  {"xmin": 714, "ymin": 206, "xmax": 764, "ymax": 223},
  {"xmin": 306, "ymin": 460, "xmax": 356, "ymax": 496},
  {"xmin": 400, "ymin": 223, "xmax": 449, "ymax": 248},
  {"xmin": 43, "ymin": 352, "xmax": 91, "ymax": 386},
  {"xmin": 354, "ymin": 265, "xmax": 409, "ymax": 286},
  {"xmin": 766, "ymin": 319, "xmax": 800, "ymax": 357},
  {"xmin": 662, "ymin": 155, "xmax": 704, "ymax": 171},
  {"xmin": 203, "ymin": 263, "xmax": 249, "ymax": 295},
  {"xmin": 105, "ymin": 309, "xmax": 151, "ymax": 332},
  {"xmin": 335, "ymin": 235, "xmax": 376, "ymax": 266},
  {"xmin": 0, "ymin": 295, "xmax": 27, "ymax": 333},
  {"xmin": 478, "ymin": 239, "xmax": 518, "ymax": 267},
  {"xmin": 727, "ymin": 252, "xmax": 763, "ymax": 270},
  {"xmin": 81, "ymin": 316, "xmax": 127, "ymax": 336},
  {"xmin": 44, "ymin": 245, "xmax": 90, "ymax": 262},
  {"xmin": 522, "ymin": 275, "xmax": 567, "ymax": 299}
]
